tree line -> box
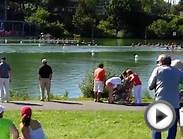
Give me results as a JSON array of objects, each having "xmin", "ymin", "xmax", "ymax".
[{"xmin": 5, "ymin": 0, "xmax": 183, "ymax": 39}]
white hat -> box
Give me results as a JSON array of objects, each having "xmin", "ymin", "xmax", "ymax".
[
  {"xmin": 41, "ymin": 59, "xmax": 47, "ymax": 63},
  {"xmin": 156, "ymin": 54, "xmax": 166, "ymax": 62},
  {"xmin": 0, "ymin": 105, "xmax": 5, "ymax": 113},
  {"xmin": 171, "ymin": 59, "xmax": 183, "ymax": 71}
]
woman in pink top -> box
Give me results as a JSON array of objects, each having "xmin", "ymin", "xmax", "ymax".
[{"xmin": 126, "ymin": 69, "xmax": 142, "ymax": 104}]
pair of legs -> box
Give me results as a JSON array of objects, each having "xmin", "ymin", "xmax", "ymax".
[
  {"xmin": 0, "ymin": 78, "xmax": 9, "ymax": 102},
  {"xmin": 133, "ymin": 85, "xmax": 142, "ymax": 104},
  {"xmin": 152, "ymin": 108, "xmax": 179, "ymax": 139},
  {"xmin": 93, "ymin": 80, "xmax": 104, "ymax": 102},
  {"xmin": 39, "ymin": 78, "xmax": 51, "ymax": 101},
  {"xmin": 106, "ymin": 85, "xmax": 114, "ymax": 103}
]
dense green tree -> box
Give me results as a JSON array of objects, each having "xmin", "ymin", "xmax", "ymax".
[
  {"xmin": 73, "ymin": 0, "xmax": 97, "ymax": 36},
  {"xmin": 148, "ymin": 19, "xmax": 169, "ymax": 38}
]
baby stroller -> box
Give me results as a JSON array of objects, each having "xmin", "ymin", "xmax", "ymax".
[{"xmin": 112, "ymin": 83, "xmax": 131, "ymax": 104}]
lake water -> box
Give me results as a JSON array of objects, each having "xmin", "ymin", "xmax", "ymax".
[{"xmin": 0, "ymin": 42, "xmax": 183, "ymax": 98}]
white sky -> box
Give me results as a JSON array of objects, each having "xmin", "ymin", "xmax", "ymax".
[{"xmin": 164, "ymin": 0, "xmax": 180, "ymax": 4}]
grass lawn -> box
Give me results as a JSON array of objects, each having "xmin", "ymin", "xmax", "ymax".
[{"xmin": 4, "ymin": 111, "xmax": 181, "ymax": 139}]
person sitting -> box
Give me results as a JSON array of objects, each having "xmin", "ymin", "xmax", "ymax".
[
  {"xmin": 0, "ymin": 105, "xmax": 19, "ymax": 139},
  {"xmin": 105, "ymin": 76, "xmax": 123, "ymax": 104},
  {"xmin": 20, "ymin": 106, "xmax": 45, "ymax": 139}
]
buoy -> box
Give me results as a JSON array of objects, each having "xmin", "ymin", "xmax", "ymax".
[
  {"xmin": 134, "ymin": 54, "xmax": 139, "ymax": 62},
  {"xmin": 91, "ymin": 50, "xmax": 95, "ymax": 56}
]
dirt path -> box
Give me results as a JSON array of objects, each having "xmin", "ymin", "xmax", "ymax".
[{"xmin": 0, "ymin": 100, "xmax": 148, "ymax": 111}]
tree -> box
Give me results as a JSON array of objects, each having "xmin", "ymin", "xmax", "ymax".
[
  {"xmin": 73, "ymin": 0, "xmax": 97, "ymax": 36},
  {"xmin": 148, "ymin": 19, "xmax": 169, "ymax": 38}
]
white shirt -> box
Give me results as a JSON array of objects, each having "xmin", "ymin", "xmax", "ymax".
[{"xmin": 106, "ymin": 77, "xmax": 122, "ymax": 88}]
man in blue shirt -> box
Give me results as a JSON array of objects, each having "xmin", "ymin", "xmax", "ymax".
[
  {"xmin": 148, "ymin": 54, "xmax": 183, "ymax": 139},
  {"xmin": 0, "ymin": 57, "xmax": 12, "ymax": 103}
]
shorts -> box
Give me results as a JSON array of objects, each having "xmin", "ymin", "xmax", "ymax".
[{"xmin": 93, "ymin": 80, "xmax": 104, "ymax": 93}]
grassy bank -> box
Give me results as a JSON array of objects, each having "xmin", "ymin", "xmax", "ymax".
[{"xmin": 4, "ymin": 111, "xmax": 180, "ymax": 139}]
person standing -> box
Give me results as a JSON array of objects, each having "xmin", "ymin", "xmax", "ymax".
[
  {"xmin": 93, "ymin": 63, "xmax": 106, "ymax": 102},
  {"xmin": 0, "ymin": 105, "xmax": 19, "ymax": 139},
  {"xmin": 0, "ymin": 57, "xmax": 12, "ymax": 103},
  {"xmin": 148, "ymin": 54, "xmax": 183, "ymax": 139},
  {"xmin": 126, "ymin": 69, "xmax": 142, "ymax": 104},
  {"xmin": 38, "ymin": 58, "xmax": 53, "ymax": 101}
]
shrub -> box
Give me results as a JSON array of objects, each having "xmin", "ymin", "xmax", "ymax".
[
  {"xmin": 10, "ymin": 90, "xmax": 30, "ymax": 101},
  {"xmin": 79, "ymin": 70, "xmax": 116, "ymax": 98}
]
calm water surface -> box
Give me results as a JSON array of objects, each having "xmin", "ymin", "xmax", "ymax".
[{"xmin": 0, "ymin": 43, "xmax": 183, "ymax": 98}]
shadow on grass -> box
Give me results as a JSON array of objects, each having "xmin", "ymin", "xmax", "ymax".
[
  {"xmin": 10, "ymin": 101, "xmax": 43, "ymax": 106},
  {"xmin": 50, "ymin": 100, "xmax": 83, "ymax": 105}
]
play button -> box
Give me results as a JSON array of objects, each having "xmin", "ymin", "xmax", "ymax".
[
  {"xmin": 144, "ymin": 100, "xmax": 176, "ymax": 132},
  {"xmin": 156, "ymin": 109, "xmax": 167, "ymax": 124}
]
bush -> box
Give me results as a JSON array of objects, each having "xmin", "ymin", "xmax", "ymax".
[
  {"xmin": 10, "ymin": 90, "xmax": 30, "ymax": 101},
  {"xmin": 79, "ymin": 70, "xmax": 116, "ymax": 98}
]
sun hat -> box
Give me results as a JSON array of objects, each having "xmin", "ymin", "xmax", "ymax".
[
  {"xmin": 41, "ymin": 58, "xmax": 47, "ymax": 63},
  {"xmin": 20, "ymin": 106, "xmax": 32, "ymax": 117},
  {"xmin": 0, "ymin": 105, "xmax": 5, "ymax": 113}
]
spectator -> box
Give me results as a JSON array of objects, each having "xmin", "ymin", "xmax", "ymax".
[
  {"xmin": 126, "ymin": 69, "xmax": 142, "ymax": 104},
  {"xmin": 93, "ymin": 63, "xmax": 106, "ymax": 102},
  {"xmin": 20, "ymin": 106, "xmax": 45, "ymax": 139},
  {"xmin": 0, "ymin": 57, "xmax": 12, "ymax": 103},
  {"xmin": 38, "ymin": 58, "xmax": 53, "ymax": 101},
  {"xmin": 105, "ymin": 76, "xmax": 122, "ymax": 103},
  {"xmin": 0, "ymin": 105, "xmax": 19, "ymax": 139},
  {"xmin": 148, "ymin": 54, "xmax": 183, "ymax": 139}
]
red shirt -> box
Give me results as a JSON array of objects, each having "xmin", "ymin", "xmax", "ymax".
[
  {"xmin": 94, "ymin": 68, "xmax": 106, "ymax": 81},
  {"xmin": 129, "ymin": 74, "xmax": 142, "ymax": 86}
]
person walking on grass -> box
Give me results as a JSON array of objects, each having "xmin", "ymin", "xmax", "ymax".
[
  {"xmin": 20, "ymin": 106, "xmax": 45, "ymax": 139},
  {"xmin": 0, "ymin": 105, "xmax": 19, "ymax": 139},
  {"xmin": 93, "ymin": 63, "xmax": 106, "ymax": 102},
  {"xmin": 0, "ymin": 57, "xmax": 12, "ymax": 103},
  {"xmin": 148, "ymin": 54, "xmax": 183, "ymax": 139},
  {"xmin": 38, "ymin": 58, "xmax": 53, "ymax": 101}
]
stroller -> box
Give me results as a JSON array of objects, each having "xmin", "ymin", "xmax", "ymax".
[{"xmin": 112, "ymin": 82, "xmax": 132, "ymax": 104}]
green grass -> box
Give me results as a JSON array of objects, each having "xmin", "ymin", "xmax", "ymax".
[{"xmin": 4, "ymin": 111, "xmax": 181, "ymax": 139}]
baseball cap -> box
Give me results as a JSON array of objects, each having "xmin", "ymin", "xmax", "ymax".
[
  {"xmin": 20, "ymin": 106, "xmax": 32, "ymax": 117},
  {"xmin": 41, "ymin": 58, "xmax": 47, "ymax": 63},
  {"xmin": 0, "ymin": 105, "xmax": 5, "ymax": 113},
  {"xmin": 156, "ymin": 54, "xmax": 166, "ymax": 62}
]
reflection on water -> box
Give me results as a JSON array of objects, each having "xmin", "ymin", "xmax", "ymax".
[{"xmin": 0, "ymin": 44, "xmax": 183, "ymax": 98}]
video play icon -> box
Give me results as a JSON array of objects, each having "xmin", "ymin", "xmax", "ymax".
[
  {"xmin": 156, "ymin": 109, "xmax": 167, "ymax": 124},
  {"xmin": 144, "ymin": 100, "xmax": 176, "ymax": 132}
]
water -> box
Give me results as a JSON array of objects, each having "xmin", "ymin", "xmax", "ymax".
[{"xmin": 0, "ymin": 43, "xmax": 183, "ymax": 98}]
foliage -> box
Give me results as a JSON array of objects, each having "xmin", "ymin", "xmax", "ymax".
[
  {"xmin": 5, "ymin": 0, "xmax": 183, "ymax": 39},
  {"xmin": 96, "ymin": 20, "xmax": 116, "ymax": 37},
  {"xmin": 147, "ymin": 16, "xmax": 183, "ymax": 38},
  {"xmin": 72, "ymin": 0, "xmax": 97, "ymax": 36},
  {"xmin": 10, "ymin": 90, "xmax": 30, "ymax": 101},
  {"xmin": 25, "ymin": 8, "xmax": 50, "ymax": 27},
  {"xmin": 44, "ymin": 21, "xmax": 68, "ymax": 38},
  {"xmin": 148, "ymin": 19, "xmax": 169, "ymax": 38}
]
